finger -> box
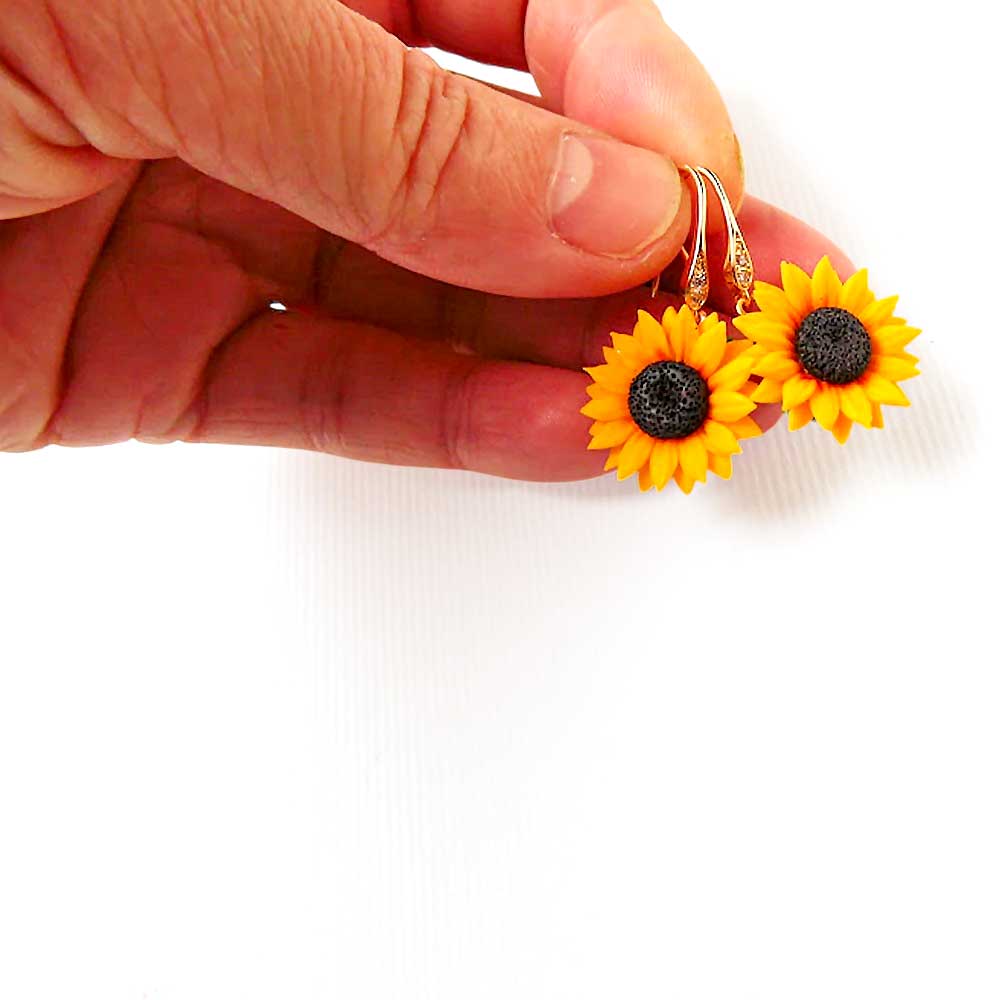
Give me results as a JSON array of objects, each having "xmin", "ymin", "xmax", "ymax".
[
  {"xmin": 347, "ymin": 0, "xmax": 742, "ymax": 215},
  {"xmin": 312, "ymin": 195, "xmax": 853, "ymax": 370},
  {"xmin": 5, "ymin": 0, "xmax": 690, "ymax": 297},
  {"xmin": 185, "ymin": 314, "xmax": 602, "ymax": 482}
]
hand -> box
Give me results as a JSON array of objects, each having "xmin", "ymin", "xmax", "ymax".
[{"xmin": 0, "ymin": 0, "xmax": 846, "ymax": 480}]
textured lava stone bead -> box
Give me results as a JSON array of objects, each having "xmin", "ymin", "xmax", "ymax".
[
  {"xmin": 627, "ymin": 361, "xmax": 709, "ymax": 440},
  {"xmin": 795, "ymin": 307, "xmax": 872, "ymax": 385}
]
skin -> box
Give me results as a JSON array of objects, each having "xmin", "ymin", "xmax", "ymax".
[{"xmin": 0, "ymin": 0, "xmax": 850, "ymax": 480}]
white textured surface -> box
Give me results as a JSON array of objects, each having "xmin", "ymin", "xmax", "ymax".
[{"xmin": 1, "ymin": 2, "xmax": 997, "ymax": 998}]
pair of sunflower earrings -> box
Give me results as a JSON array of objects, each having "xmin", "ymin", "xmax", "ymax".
[{"xmin": 582, "ymin": 166, "xmax": 920, "ymax": 493}]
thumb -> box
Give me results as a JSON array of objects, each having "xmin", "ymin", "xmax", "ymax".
[{"xmin": 2, "ymin": 0, "xmax": 692, "ymax": 297}]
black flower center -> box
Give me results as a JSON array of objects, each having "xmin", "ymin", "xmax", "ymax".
[
  {"xmin": 794, "ymin": 307, "xmax": 872, "ymax": 385},
  {"xmin": 627, "ymin": 361, "xmax": 709, "ymax": 440}
]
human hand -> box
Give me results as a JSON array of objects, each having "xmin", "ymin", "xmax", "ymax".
[{"xmin": 0, "ymin": 0, "xmax": 847, "ymax": 479}]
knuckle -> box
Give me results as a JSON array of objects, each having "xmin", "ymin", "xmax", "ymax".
[{"xmin": 364, "ymin": 48, "xmax": 472, "ymax": 251}]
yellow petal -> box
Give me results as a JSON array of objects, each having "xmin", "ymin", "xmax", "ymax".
[
  {"xmin": 603, "ymin": 446, "xmax": 623, "ymax": 472},
  {"xmin": 733, "ymin": 312, "xmax": 796, "ymax": 352},
  {"xmin": 754, "ymin": 351, "xmax": 800, "ymax": 380},
  {"xmin": 708, "ymin": 353, "xmax": 756, "ymax": 392},
  {"xmin": 673, "ymin": 465, "xmax": 696, "ymax": 494},
  {"xmin": 585, "ymin": 382, "xmax": 619, "ymax": 399},
  {"xmin": 709, "ymin": 391, "xmax": 756, "ymax": 422},
  {"xmin": 832, "ymin": 414, "xmax": 853, "ymax": 444},
  {"xmin": 751, "ymin": 378, "xmax": 785, "ymax": 404},
  {"xmin": 648, "ymin": 440, "xmax": 679, "ymax": 489},
  {"xmin": 782, "ymin": 373, "xmax": 817, "ymax": 410},
  {"xmin": 871, "ymin": 402, "xmax": 884, "ymax": 429},
  {"xmin": 689, "ymin": 320, "xmax": 728, "ymax": 376},
  {"xmin": 721, "ymin": 339, "xmax": 754, "ymax": 365},
  {"xmin": 839, "ymin": 383, "xmax": 873, "ymax": 428},
  {"xmin": 584, "ymin": 363, "xmax": 633, "ymax": 393},
  {"xmin": 611, "ymin": 331, "xmax": 653, "ymax": 369},
  {"xmin": 634, "ymin": 309, "xmax": 669, "ymax": 360},
  {"xmin": 678, "ymin": 435, "xmax": 709, "ymax": 482},
  {"xmin": 839, "ymin": 268, "xmax": 875, "ymax": 314},
  {"xmin": 862, "ymin": 372, "xmax": 910, "ymax": 407},
  {"xmin": 616, "ymin": 431, "xmax": 654, "ymax": 479},
  {"xmin": 810, "ymin": 255, "xmax": 843, "ymax": 309},
  {"xmin": 780, "ymin": 260, "xmax": 814, "ymax": 318},
  {"xmin": 859, "ymin": 295, "xmax": 900, "ymax": 331},
  {"xmin": 637, "ymin": 465, "xmax": 654, "ymax": 492},
  {"xmin": 707, "ymin": 451, "xmax": 733, "ymax": 480},
  {"xmin": 788, "ymin": 402, "xmax": 813, "ymax": 431},
  {"xmin": 702, "ymin": 419, "xmax": 741, "ymax": 456},
  {"xmin": 873, "ymin": 324, "xmax": 920, "ymax": 354},
  {"xmin": 588, "ymin": 419, "xmax": 635, "ymax": 449},
  {"xmin": 580, "ymin": 396, "xmax": 630, "ymax": 420},
  {"xmin": 661, "ymin": 306, "xmax": 685, "ymax": 361},
  {"xmin": 729, "ymin": 416, "xmax": 762, "ymax": 439},
  {"xmin": 678, "ymin": 307, "xmax": 701, "ymax": 364},
  {"xmin": 809, "ymin": 384, "xmax": 840, "ymax": 429},
  {"xmin": 752, "ymin": 281, "xmax": 799, "ymax": 326},
  {"xmin": 873, "ymin": 355, "xmax": 919, "ymax": 381}
]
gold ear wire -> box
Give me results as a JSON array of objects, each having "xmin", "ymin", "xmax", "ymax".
[
  {"xmin": 695, "ymin": 166, "xmax": 754, "ymax": 314},
  {"xmin": 649, "ymin": 164, "xmax": 755, "ymax": 317}
]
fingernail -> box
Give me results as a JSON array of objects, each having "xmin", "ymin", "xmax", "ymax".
[{"xmin": 547, "ymin": 133, "xmax": 681, "ymax": 258}]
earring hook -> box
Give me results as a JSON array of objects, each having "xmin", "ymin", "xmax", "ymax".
[{"xmin": 648, "ymin": 165, "xmax": 756, "ymax": 317}]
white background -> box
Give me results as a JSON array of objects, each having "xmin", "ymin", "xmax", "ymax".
[{"xmin": 1, "ymin": 2, "xmax": 997, "ymax": 998}]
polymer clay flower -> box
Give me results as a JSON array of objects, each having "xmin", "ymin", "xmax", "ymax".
[
  {"xmin": 582, "ymin": 305, "xmax": 761, "ymax": 493},
  {"xmin": 734, "ymin": 257, "xmax": 920, "ymax": 442}
]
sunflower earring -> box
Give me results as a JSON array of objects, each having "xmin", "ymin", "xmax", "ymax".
[{"xmin": 582, "ymin": 166, "xmax": 920, "ymax": 492}]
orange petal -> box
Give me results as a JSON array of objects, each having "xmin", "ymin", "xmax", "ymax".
[
  {"xmin": 610, "ymin": 331, "xmax": 653, "ymax": 369},
  {"xmin": 862, "ymin": 373, "xmax": 910, "ymax": 406},
  {"xmin": 702, "ymin": 420, "xmax": 741, "ymax": 456},
  {"xmin": 873, "ymin": 355, "xmax": 919, "ymax": 381},
  {"xmin": 788, "ymin": 402, "xmax": 813, "ymax": 431},
  {"xmin": 873, "ymin": 324, "xmax": 920, "ymax": 354},
  {"xmin": 637, "ymin": 465, "xmax": 655, "ymax": 492},
  {"xmin": 689, "ymin": 319, "xmax": 728, "ymax": 376},
  {"xmin": 588, "ymin": 419, "xmax": 635, "ymax": 449},
  {"xmin": 584, "ymin": 363, "xmax": 633, "ymax": 393},
  {"xmin": 809, "ymin": 384, "xmax": 840, "ymax": 429},
  {"xmin": 678, "ymin": 435, "xmax": 709, "ymax": 482},
  {"xmin": 721, "ymin": 339, "xmax": 754, "ymax": 365},
  {"xmin": 661, "ymin": 306, "xmax": 685, "ymax": 361},
  {"xmin": 751, "ymin": 378, "xmax": 785, "ymax": 404},
  {"xmin": 616, "ymin": 430, "xmax": 654, "ymax": 479},
  {"xmin": 709, "ymin": 391, "xmax": 756, "ymax": 422},
  {"xmin": 752, "ymin": 281, "xmax": 799, "ymax": 326},
  {"xmin": 581, "ymin": 396, "xmax": 630, "ymax": 420},
  {"xmin": 603, "ymin": 446, "xmax": 623, "ymax": 472},
  {"xmin": 810, "ymin": 255, "xmax": 843, "ymax": 309},
  {"xmin": 782, "ymin": 373, "xmax": 817, "ymax": 410},
  {"xmin": 678, "ymin": 307, "xmax": 701, "ymax": 364},
  {"xmin": 708, "ymin": 353, "xmax": 756, "ymax": 392},
  {"xmin": 733, "ymin": 312, "xmax": 796, "ymax": 352},
  {"xmin": 754, "ymin": 351, "xmax": 800, "ymax": 380},
  {"xmin": 859, "ymin": 295, "xmax": 900, "ymax": 332},
  {"xmin": 779, "ymin": 260, "xmax": 814, "ymax": 319},
  {"xmin": 839, "ymin": 268, "xmax": 875, "ymax": 314},
  {"xmin": 832, "ymin": 413, "xmax": 853, "ymax": 444},
  {"xmin": 673, "ymin": 465, "xmax": 696, "ymax": 494},
  {"xmin": 839, "ymin": 383, "xmax": 872, "ymax": 427},
  {"xmin": 649, "ymin": 440, "xmax": 679, "ymax": 489},
  {"xmin": 729, "ymin": 416, "xmax": 762, "ymax": 439},
  {"xmin": 634, "ymin": 309, "xmax": 669, "ymax": 360},
  {"xmin": 871, "ymin": 402, "xmax": 884, "ymax": 429},
  {"xmin": 707, "ymin": 451, "xmax": 733, "ymax": 480}
]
